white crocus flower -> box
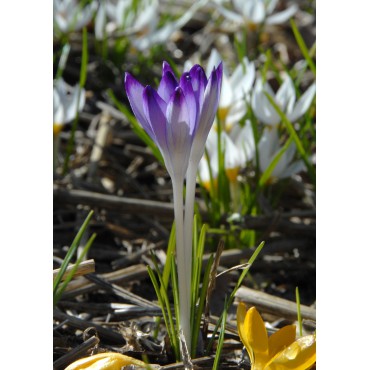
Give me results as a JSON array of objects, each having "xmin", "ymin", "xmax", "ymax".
[
  {"xmin": 257, "ymin": 127, "xmax": 305, "ymax": 180},
  {"xmin": 53, "ymin": 79, "xmax": 86, "ymax": 136},
  {"xmin": 54, "ymin": 0, "xmax": 98, "ymax": 34},
  {"xmin": 230, "ymin": 120, "xmax": 256, "ymax": 164},
  {"xmin": 132, "ymin": 0, "xmax": 209, "ymax": 50},
  {"xmin": 252, "ymin": 76, "xmax": 316, "ymax": 127},
  {"xmin": 206, "ymin": 49, "xmax": 255, "ymax": 131},
  {"xmin": 95, "ymin": 0, "xmax": 208, "ymax": 51},
  {"xmin": 95, "ymin": 0, "xmax": 159, "ymax": 41},
  {"xmin": 198, "ymin": 127, "xmax": 253, "ymax": 189},
  {"xmin": 214, "ymin": 0, "xmax": 298, "ymax": 27}
]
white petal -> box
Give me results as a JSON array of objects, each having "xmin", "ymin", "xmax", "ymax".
[
  {"xmin": 133, "ymin": 0, "xmax": 207, "ymax": 50},
  {"xmin": 94, "ymin": 1, "xmax": 106, "ymax": 40},
  {"xmin": 257, "ymin": 127, "xmax": 279, "ymax": 170},
  {"xmin": 276, "ymin": 76, "xmax": 296, "ymax": 112},
  {"xmin": 266, "ymin": 4, "xmax": 298, "ymax": 25},
  {"xmin": 220, "ymin": 132, "xmax": 241, "ymax": 170},
  {"xmin": 230, "ymin": 58, "xmax": 255, "ymax": 100},
  {"xmin": 266, "ymin": 0, "xmax": 279, "ymax": 15},
  {"xmin": 219, "ymin": 74, "xmax": 233, "ymax": 109},
  {"xmin": 280, "ymin": 159, "xmax": 306, "ymax": 179},
  {"xmin": 212, "ymin": 2, "xmax": 244, "ymax": 24},
  {"xmin": 288, "ymin": 83, "xmax": 316, "ymax": 123},
  {"xmin": 64, "ymin": 86, "xmax": 85, "ymax": 123},
  {"xmin": 206, "ymin": 49, "xmax": 223, "ymax": 77},
  {"xmin": 231, "ymin": 120, "xmax": 256, "ymax": 163},
  {"xmin": 252, "ymin": 79, "xmax": 280, "ymax": 126},
  {"xmin": 225, "ymin": 99, "xmax": 247, "ymax": 130},
  {"xmin": 247, "ymin": 0, "xmax": 266, "ymax": 24}
]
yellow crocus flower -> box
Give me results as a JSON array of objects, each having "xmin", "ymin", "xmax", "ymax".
[
  {"xmin": 237, "ymin": 303, "xmax": 316, "ymax": 370},
  {"xmin": 64, "ymin": 352, "xmax": 147, "ymax": 370}
]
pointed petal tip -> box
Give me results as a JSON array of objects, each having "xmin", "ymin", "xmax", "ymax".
[
  {"xmin": 124, "ymin": 72, "xmax": 132, "ymax": 83},
  {"xmin": 124, "ymin": 72, "xmax": 137, "ymax": 92},
  {"xmin": 162, "ymin": 60, "xmax": 170, "ymax": 69}
]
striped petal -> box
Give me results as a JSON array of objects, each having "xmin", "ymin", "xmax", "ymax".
[
  {"xmin": 142, "ymin": 85, "xmax": 168, "ymax": 154},
  {"xmin": 158, "ymin": 70, "xmax": 178, "ymax": 103},
  {"xmin": 190, "ymin": 63, "xmax": 222, "ymax": 163},
  {"xmin": 179, "ymin": 72, "xmax": 198, "ymax": 135},
  {"xmin": 189, "ymin": 64, "xmax": 207, "ymax": 108},
  {"xmin": 166, "ymin": 87, "xmax": 193, "ymax": 178},
  {"xmin": 125, "ymin": 73, "xmax": 157, "ymax": 143}
]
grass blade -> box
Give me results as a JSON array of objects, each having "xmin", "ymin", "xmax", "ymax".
[
  {"xmin": 259, "ymin": 135, "xmax": 294, "ymax": 187},
  {"xmin": 212, "ymin": 298, "xmax": 227, "ymax": 370},
  {"xmin": 53, "ymin": 210, "xmax": 94, "ymax": 298},
  {"xmin": 54, "ymin": 232, "xmax": 96, "ymax": 305},
  {"xmin": 206, "ymin": 241, "xmax": 265, "ymax": 353},
  {"xmin": 296, "ymin": 286, "xmax": 303, "ymax": 336},
  {"xmin": 62, "ymin": 27, "xmax": 88, "ymax": 175},
  {"xmin": 290, "ymin": 19, "xmax": 316, "ymax": 76}
]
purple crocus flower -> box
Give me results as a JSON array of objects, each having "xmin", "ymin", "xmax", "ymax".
[
  {"xmin": 125, "ymin": 61, "xmax": 222, "ymax": 180},
  {"xmin": 124, "ymin": 61, "xmax": 222, "ymax": 356}
]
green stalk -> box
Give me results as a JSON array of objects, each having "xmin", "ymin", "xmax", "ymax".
[
  {"xmin": 54, "ymin": 233, "xmax": 96, "ymax": 304},
  {"xmin": 206, "ymin": 241, "xmax": 265, "ymax": 353},
  {"xmin": 62, "ymin": 27, "xmax": 88, "ymax": 175},
  {"xmin": 147, "ymin": 266, "xmax": 179, "ymax": 358},
  {"xmin": 296, "ymin": 286, "xmax": 303, "ymax": 336},
  {"xmin": 290, "ymin": 19, "xmax": 316, "ymax": 76},
  {"xmin": 212, "ymin": 298, "xmax": 227, "ymax": 370},
  {"xmin": 53, "ymin": 210, "xmax": 94, "ymax": 296}
]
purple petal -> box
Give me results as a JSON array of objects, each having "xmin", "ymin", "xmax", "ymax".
[
  {"xmin": 158, "ymin": 71, "xmax": 178, "ymax": 103},
  {"xmin": 162, "ymin": 61, "xmax": 177, "ymax": 80},
  {"xmin": 166, "ymin": 87, "xmax": 193, "ymax": 177},
  {"xmin": 215, "ymin": 62, "xmax": 223, "ymax": 88},
  {"xmin": 142, "ymin": 85, "xmax": 168, "ymax": 152},
  {"xmin": 190, "ymin": 63, "xmax": 222, "ymax": 163},
  {"xmin": 125, "ymin": 73, "xmax": 157, "ymax": 142},
  {"xmin": 189, "ymin": 64, "xmax": 207, "ymax": 105},
  {"xmin": 179, "ymin": 72, "xmax": 198, "ymax": 135}
]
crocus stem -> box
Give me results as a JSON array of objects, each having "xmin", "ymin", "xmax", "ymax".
[
  {"xmin": 172, "ymin": 176, "xmax": 191, "ymax": 353},
  {"xmin": 184, "ymin": 161, "xmax": 198, "ymax": 307},
  {"xmin": 184, "ymin": 161, "xmax": 198, "ymax": 356}
]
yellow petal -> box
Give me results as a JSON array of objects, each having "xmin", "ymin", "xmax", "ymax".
[
  {"xmin": 268, "ymin": 325, "xmax": 296, "ymax": 358},
  {"xmin": 225, "ymin": 167, "xmax": 239, "ymax": 183},
  {"xmin": 237, "ymin": 303, "xmax": 269, "ymax": 369},
  {"xmin": 64, "ymin": 352, "xmax": 147, "ymax": 370},
  {"xmin": 265, "ymin": 334, "xmax": 316, "ymax": 370},
  {"xmin": 237, "ymin": 302, "xmax": 252, "ymax": 359},
  {"xmin": 53, "ymin": 123, "xmax": 63, "ymax": 137}
]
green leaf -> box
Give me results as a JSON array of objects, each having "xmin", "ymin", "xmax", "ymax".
[
  {"xmin": 53, "ymin": 210, "xmax": 94, "ymax": 305},
  {"xmin": 54, "ymin": 232, "xmax": 96, "ymax": 305},
  {"xmin": 296, "ymin": 286, "xmax": 303, "ymax": 337},
  {"xmin": 62, "ymin": 27, "xmax": 89, "ymax": 175},
  {"xmin": 290, "ymin": 19, "xmax": 316, "ymax": 76},
  {"xmin": 206, "ymin": 241, "xmax": 265, "ymax": 354},
  {"xmin": 259, "ymin": 135, "xmax": 294, "ymax": 187},
  {"xmin": 212, "ymin": 298, "xmax": 228, "ymax": 370}
]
